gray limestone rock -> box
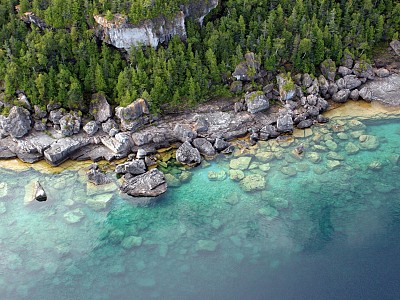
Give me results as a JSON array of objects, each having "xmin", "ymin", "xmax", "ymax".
[
  {"xmin": 302, "ymin": 73, "xmax": 313, "ymax": 88},
  {"xmin": 115, "ymin": 98, "xmax": 149, "ymax": 131},
  {"xmin": 102, "ymin": 119, "xmax": 119, "ymax": 135},
  {"xmin": 353, "ymin": 61, "xmax": 374, "ymax": 80},
  {"xmin": 2, "ymin": 106, "xmax": 31, "ymax": 139},
  {"xmin": 320, "ymin": 59, "xmax": 336, "ymax": 82},
  {"xmin": 297, "ymin": 119, "xmax": 314, "ymax": 129},
  {"xmin": 192, "ymin": 138, "xmax": 216, "ymax": 156},
  {"xmin": 358, "ymin": 74, "xmax": 400, "ymax": 105},
  {"xmin": 44, "ymin": 137, "xmax": 88, "ymax": 166},
  {"xmin": 86, "ymin": 168, "xmax": 111, "ymax": 185},
  {"xmin": 276, "ymin": 112, "xmax": 294, "ymax": 133},
  {"xmin": 338, "ymin": 66, "xmax": 352, "ymax": 77},
  {"xmin": 276, "ymin": 73, "xmax": 296, "ymax": 101},
  {"xmin": 342, "ymin": 75, "xmax": 362, "ymax": 90},
  {"xmin": 115, "ymin": 159, "xmax": 146, "ymax": 175},
  {"xmin": 101, "ymin": 133, "xmax": 131, "ymax": 154},
  {"xmin": 350, "ymin": 89, "xmax": 359, "ymax": 100},
  {"xmin": 332, "ymin": 89, "xmax": 350, "ymax": 103},
  {"xmin": 359, "ymin": 86, "xmax": 373, "ymax": 101},
  {"xmin": 120, "ymin": 169, "xmax": 167, "ymax": 197},
  {"xmin": 214, "ymin": 138, "xmax": 230, "ymax": 151},
  {"xmin": 49, "ymin": 109, "xmax": 65, "ymax": 125},
  {"xmin": 59, "ymin": 113, "xmax": 81, "ymax": 137},
  {"xmin": 244, "ymin": 92, "xmax": 269, "ymax": 114},
  {"xmin": 390, "ymin": 40, "xmax": 400, "ymax": 56},
  {"xmin": 90, "ymin": 93, "xmax": 112, "ymax": 123},
  {"xmin": 83, "ymin": 121, "xmax": 99, "ymax": 136},
  {"xmin": 33, "ymin": 105, "xmax": 47, "ymax": 120},
  {"xmin": 173, "ymin": 124, "xmax": 197, "ymax": 142},
  {"xmin": 176, "ymin": 141, "xmax": 201, "ymax": 165},
  {"xmin": 375, "ymin": 68, "xmax": 390, "ymax": 78},
  {"xmin": 33, "ymin": 181, "xmax": 47, "ymax": 202},
  {"xmin": 259, "ymin": 125, "xmax": 280, "ymax": 140},
  {"xmin": 232, "ymin": 52, "xmax": 262, "ymax": 81}
]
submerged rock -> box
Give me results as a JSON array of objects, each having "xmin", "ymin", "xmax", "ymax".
[
  {"xmin": 120, "ymin": 169, "xmax": 167, "ymax": 197},
  {"xmin": 0, "ymin": 182, "xmax": 8, "ymax": 198},
  {"xmin": 359, "ymin": 135, "xmax": 379, "ymax": 150},
  {"xmin": 229, "ymin": 169, "xmax": 245, "ymax": 181},
  {"xmin": 208, "ymin": 170, "xmax": 227, "ymax": 181},
  {"xmin": 86, "ymin": 194, "xmax": 113, "ymax": 210},
  {"xmin": 195, "ymin": 239, "xmax": 218, "ymax": 252},
  {"xmin": 229, "ymin": 156, "xmax": 252, "ymax": 170},
  {"xmin": 64, "ymin": 208, "xmax": 85, "ymax": 224},
  {"xmin": 240, "ymin": 174, "xmax": 265, "ymax": 192},
  {"xmin": 164, "ymin": 173, "xmax": 181, "ymax": 187},
  {"xmin": 121, "ymin": 236, "xmax": 143, "ymax": 249}
]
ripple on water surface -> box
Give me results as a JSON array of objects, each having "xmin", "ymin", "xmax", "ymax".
[{"xmin": 0, "ymin": 116, "xmax": 399, "ymax": 300}]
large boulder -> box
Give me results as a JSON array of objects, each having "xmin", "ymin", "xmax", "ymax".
[
  {"xmin": 245, "ymin": 91, "xmax": 270, "ymax": 113},
  {"xmin": 86, "ymin": 167, "xmax": 111, "ymax": 185},
  {"xmin": 390, "ymin": 40, "xmax": 400, "ymax": 56},
  {"xmin": 259, "ymin": 125, "xmax": 280, "ymax": 140},
  {"xmin": 276, "ymin": 112, "xmax": 294, "ymax": 133},
  {"xmin": 2, "ymin": 106, "xmax": 31, "ymax": 138},
  {"xmin": 338, "ymin": 66, "xmax": 352, "ymax": 77},
  {"xmin": 120, "ymin": 169, "xmax": 167, "ymax": 197},
  {"xmin": 320, "ymin": 59, "xmax": 336, "ymax": 82},
  {"xmin": 115, "ymin": 160, "xmax": 146, "ymax": 175},
  {"xmin": 101, "ymin": 132, "xmax": 131, "ymax": 154},
  {"xmin": 358, "ymin": 74, "xmax": 400, "ymax": 105},
  {"xmin": 48, "ymin": 109, "xmax": 65, "ymax": 125},
  {"xmin": 359, "ymin": 86, "xmax": 373, "ymax": 101},
  {"xmin": 332, "ymin": 89, "xmax": 350, "ymax": 103},
  {"xmin": 276, "ymin": 74, "xmax": 296, "ymax": 101},
  {"xmin": 176, "ymin": 141, "xmax": 201, "ymax": 165},
  {"xmin": 102, "ymin": 118, "xmax": 119, "ymax": 135},
  {"xmin": 59, "ymin": 113, "xmax": 81, "ymax": 137},
  {"xmin": 342, "ymin": 75, "xmax": 362, "ymax": 90},
  {"xmin": 115, "ymin": 98, "xmax": 149, "ymax": 131},
  {"xmin": 44, "ymin": 137, "xmax": 88, "ymax": 166},
  {"xmin": 214, "ymin": 138, "xmax": 230, "ymax": 151},
  {"xmin": 353, "ymin": 61, "xmax": 374, "ymax": 80},
  {"xmin": 33, "ymin": 105, "xmax": 47, "ymax": 120},
  {"xmin": 173, "ymin": 124, "xmax": 197, "ymax": 142},
  {"xmin": 232, "ymin": 52, "xmax": 262, "ymax": 81},
  {"xmin": 192, "ymin": 138, "xmax": 216, "ymax": 156},
  {"xmin": 90, "ymin": 93, "xmax": 112, "ymax": 123},
  {"xmin": 83, "ymin": 121, "xmax": 99, "ymax": 136}
]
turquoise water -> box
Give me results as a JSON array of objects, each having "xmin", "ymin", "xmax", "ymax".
[{"xmin": 0, "ymin": 116, "xmax": 399, "ymax": 299}]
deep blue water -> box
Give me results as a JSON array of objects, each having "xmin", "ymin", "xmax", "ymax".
[{"xmin": 0, "ymin": 116, "xmax": 399, "ymax": 299}]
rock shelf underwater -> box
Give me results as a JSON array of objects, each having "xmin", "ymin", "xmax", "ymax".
[{"xmin": 0, "ymin": 107, "xmax": 399, "ymax": 299}]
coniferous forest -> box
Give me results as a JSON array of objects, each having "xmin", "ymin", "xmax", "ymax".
[{"xmin": 0, "ymin": 0, "xmax": 399, "ymax": 113}]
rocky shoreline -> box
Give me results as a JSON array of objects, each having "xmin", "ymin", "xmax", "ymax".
[{"xmin": 1, "ymin": 44, "xmax": 400, "ymax": 198}]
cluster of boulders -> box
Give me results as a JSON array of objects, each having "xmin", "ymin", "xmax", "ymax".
[
  {"xmin": 1, "ymin": 44, "xmax": 399, "ymax": 199},
  {"xmin": 230, "ymin": 51, "xmax": 397, "ymax": 146}
]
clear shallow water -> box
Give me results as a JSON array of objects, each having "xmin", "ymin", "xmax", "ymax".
[{"xmin": 0, "ymin": 116, "xmax": 399, "ymax": 300}]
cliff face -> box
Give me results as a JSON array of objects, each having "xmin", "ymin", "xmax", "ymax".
[
  {"xmin": 94, "ymin": 13, "xmax": 186, "ymax": 50},
  {"xmin": 182, "ymin": 0, "xmax": 219, "ymax": 25},
  {"xmin": 94, "ymin": 0, "xmax": 218, "ymax": 50}
]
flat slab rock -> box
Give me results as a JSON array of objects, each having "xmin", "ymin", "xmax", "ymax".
[
  {"xmin": 360, "ymin": 74, "xmax": 400, "ymax": 106},
  {"xmin": 120, "ymin": 169, "xmax": 167, "ymax": 197}
]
